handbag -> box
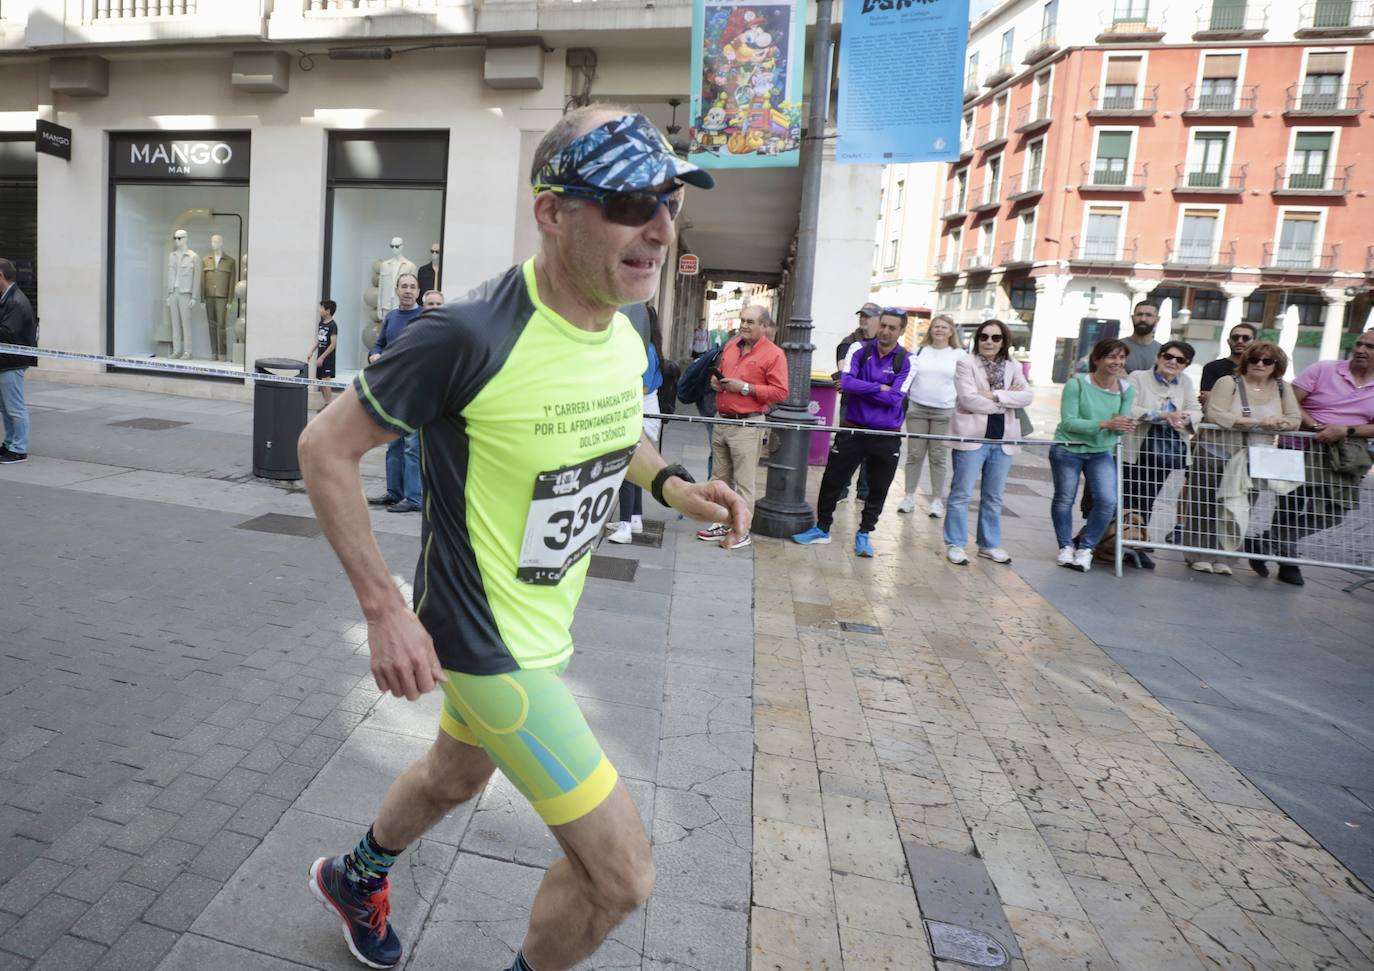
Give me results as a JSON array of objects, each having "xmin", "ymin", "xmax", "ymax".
[
  {"xmin": 1234, "ymin": 379, "xmax": 1305, "ymax": 482},
  {"xmin": 1142, "ymin": 422, "xmax": 1187, "ymax": 470}
]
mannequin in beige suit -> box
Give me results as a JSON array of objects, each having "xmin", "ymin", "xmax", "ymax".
[
  {"xmin": 166, "ymin": 229, "xmax": 201, "ymax": 359},
  {"xmin": 202, "ymin": 235, "xmax": 237, "ymax": 362}
]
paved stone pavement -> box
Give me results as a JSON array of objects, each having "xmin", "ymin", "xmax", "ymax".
[{"xmin": 2, "ymin": 375, "xmax": 1372, "ymax": 971}]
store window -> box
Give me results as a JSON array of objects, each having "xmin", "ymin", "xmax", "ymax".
[
  {"xmin": 110, "ymin": 132, "xmax": 250, "ymax": 367},
  {"xmin": 325, "ymin": 131, "xmax": 448, "ymax": 374},
  {"xmin": 0, "ymin": 133, "xmax": 38, "ymax": 313}
]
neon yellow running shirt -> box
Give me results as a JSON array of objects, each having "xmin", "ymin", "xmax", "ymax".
[{"xmin": 355, "ymin": 259, "xmax": 647, "ymax": 674}]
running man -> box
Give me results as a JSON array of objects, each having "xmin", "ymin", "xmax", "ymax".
[{"xmin": 297, "ymin": 107, "xmax": 746, "ymax": 971}]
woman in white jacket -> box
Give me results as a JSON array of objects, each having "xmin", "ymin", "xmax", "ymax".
[{"xmin": 896, "ymin": 314, "xmax": 963, "ymax": 518}]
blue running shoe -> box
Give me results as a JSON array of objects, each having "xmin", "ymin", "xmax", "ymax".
[
  {"xmin": 309, "ymin": 856, "xmax": 402, "ymax": 969},
  {"xmin": 855, "ymin": 532, "xmax": 875, "ymax": 557},
  {"xmin": 792, "ymin": 525, "xmax": 832, "ymax": 545}
]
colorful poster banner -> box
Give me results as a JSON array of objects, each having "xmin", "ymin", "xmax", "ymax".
[
  {"xmin": 836, "ymin": 0, "xmax": 969, "ymax": 165},
  {"xmin": 688, "ymin": 1, "xmax": 806, "ymax": 169}
]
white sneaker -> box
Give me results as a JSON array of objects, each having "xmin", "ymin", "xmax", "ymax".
[
  {"xmin": 897, "ymin": 494, "xmax": 916, "ymax": 514},
  {"xmin": 1056, "ymin": 545, "xmax": 1076, "ymax": 567},
  {"xmin": 1073, "ymin": 548, "xmax": 1094, "ymax": 573},
  {"xmin": 606, "ymin": 521, "xmax": 633, "ymax": 544},
  {"xmin": 978, "ymin": 547, "xmax": 1011, "ymax": 564},
  {"xmin": 928, "ymin": 499, "xmax": 945, "ymax": 519},
  {"xmin": 630, "ymin": 515, "xmax": 643, "ymax": 535},
  {"xmin": 724, "ymin": 532, "xmax": 752, "ymax": 550},
  {"xmin": 946, "ymin": 545, "xmax": 969, "ymax": 565}
]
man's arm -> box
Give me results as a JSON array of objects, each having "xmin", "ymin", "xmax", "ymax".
[
  {"xmin": 298, "ymin": 392, "xmax": 445, "ymax": 700},
  {"xmin": 625, "ymin": 432, "xmax": 750, "ymax": 547}
]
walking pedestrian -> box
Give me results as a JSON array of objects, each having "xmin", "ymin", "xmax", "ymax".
[
  {"xmin": 298, "ymin": 105, "xmax": 743, "ymax": 971},
  {"xmin": 942, "ymin": 319, "xmax": 1033, "ymax": 565},
  {"xmin": 896, "ymin": 313, "xmax": 963, "ymax": 518},
  {"xmin": 0, "ymin": 258, "xmax": 36, "ymax": 465},
  {"xmin": 792, "ymin": 310, "xmax": 914, "ymax": 557},
  {"xmin": 307, "ymin": 299, "xmax": 339, "ymax": 408},
  {"xmin": 366, "ymin": 273, "xmax": 424, "ymax": 513},
  {"xmin": 1050, "ymin": 339, "xmax": 1137, "ymax": 572},
  {"xmin": 690, "ymin": 319, "xmax": 709, "ymax": 359}
]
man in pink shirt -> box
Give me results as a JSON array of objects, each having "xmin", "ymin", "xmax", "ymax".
[{"xmin": 1252, "ymin": 333, "xmax": 1374, "ymax": 585}]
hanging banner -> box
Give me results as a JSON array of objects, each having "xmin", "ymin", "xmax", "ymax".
[
  {"xmin": 688, "ymin": 1, "xmax": 805, "ymax": 169},
  {"xmin": 836, "ymin": 0, "xmax": 969, "ymax": 165}
]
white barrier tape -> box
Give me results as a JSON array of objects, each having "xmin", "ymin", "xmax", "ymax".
[
  {"xmin": 2, "ymin": 341, "xmax": 1043, "ymax": 446},
  {"xmin": 0, "ymin": 343, "xmax": 348, "ymax": 390}
]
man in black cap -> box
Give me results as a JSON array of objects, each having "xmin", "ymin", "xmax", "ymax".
[
  {"xmin": 298, "ymin": 106, "xmax": 747, "ymax": 971},
  {"xmin": 833, "ymin": 302, "xmax": 883, "ymax": 501}
]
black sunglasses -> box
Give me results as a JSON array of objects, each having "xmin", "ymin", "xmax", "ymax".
[
  {"xmin": 1229, "ymin": 333, "xmax": 1255, "ymax": 342},
  {"xmin": 977, "ymin": 333, "xmax": 1004, "ymax": 343},
  {"xmin": 1160, "ymin": 352, "xmax": 1189, "ymax": 364},
  {"xmin": 534, "ymin": 182, "xmax": 684, "ymax": 227},
  {"xmin": 1250, "ymin": 357, "xmax": 1277, "ymax": 366}
]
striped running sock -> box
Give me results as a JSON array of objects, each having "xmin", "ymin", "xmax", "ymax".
[{"xmin": 343, "ymin": 825, "xmax": 401, "ymax": 893}]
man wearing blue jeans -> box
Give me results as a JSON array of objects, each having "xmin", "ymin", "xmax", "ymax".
[
  {"xmin": 366, "ymin": 274, "xmax": 425, "ymax": 512},
  {"xmin": 0, "ymin": 258, "xmax": 37, "ymax": 465}
]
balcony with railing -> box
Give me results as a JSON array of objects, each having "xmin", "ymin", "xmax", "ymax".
[
  {"xmin": 1165, "ymin": 238, "xmax": 1237, "ymax": 268},
  {"xmin": 1182, "ymin": 83, "xmax": 1259, "ymax": 117},
  {"xmin": 937, "ymin": 254, "xmax": 963, "ymax": 277},
  {"xmin": 965, "ymin": 69, "xmax": 981, "ymax": 101},
  {"xmin": 1001, "ymin": 240, "xmax": 1036, "ymax": 267},
  {"xmin": 1271, "ymin": 163, "xmax": 1353, "ymax": 196},
  {"xmin": 969, "ymin": 181, "xmax": 1003, "ymax": 215},
  {"xmin": 942, "ymin": 192, "xmax": 970, "ymax": 222},
  {"xmin": 1262, "ymin": 242, "xmax": 1340, "ymax": 272},
  {"xmin": 1097, "ymin": 5, "xmax": 1165, "ymax": 42},
  {"xmin": 1193, "ymin": 3, "xmax": 1269, "ymax": 38},
  {"xmin": 974, "ymin": 121, "xmax": 1009, "ymax": 153},
  {"xmin": 1284, "ymin": 81, "xmax": 1367, "ymax": 116},
  {"xmin": 1022, "ymin": 23, "xmax": 1058, "ymax": 64},
  {"xmin": 1014, "ymin": 100, "xmax": 1053, "ymax": 134},
  {"xmin": 1007, "ymin": 169, "xmax": 1044, "ymax": 203},
  {"xmin": 984, "ymin": 51, "xmax": 1016, "ymax": 88},
  {"xmin": 1079, "ymin": 161, "xmax": 1149, "ymax": 192},
  {"xmin": 965, "ymin": 251, "xmax": 995, "ymax": 273},
  {"xmin": 1295, "ymin": 0, "xmax": 1374, "ymax": 37},
  {"xmin": 20, "ymin": 0, "xmax": 269, "ymax": 46},
  {"xmin": 1087, "ymin": 85, "xmax": 1158, "ymax": 119},
  {"xmin": 1070, "ymin": 235, "xmax": 1140, "ymax": 265},
  {"xmin": 1174, "ymin": 163, "xmax": 1247, "ymax": 194}
]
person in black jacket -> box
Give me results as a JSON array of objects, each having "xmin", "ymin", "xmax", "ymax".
[{"xmin": 0, "ymin": 258, "xmax": 37, "ymax": 464}]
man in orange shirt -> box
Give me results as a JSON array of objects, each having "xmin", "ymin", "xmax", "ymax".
[{"xmin": 697, "ymin": 305, "xmax": 789, "ymax": 547}]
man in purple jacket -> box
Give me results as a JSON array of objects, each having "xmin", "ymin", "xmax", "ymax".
[{"xmin": 793, "ymin": 311, "xmax": 914, "ymax": 556}]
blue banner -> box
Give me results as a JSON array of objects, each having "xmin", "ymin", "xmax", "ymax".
[
  {"xmin": 688, "ymin": 1, "xmax": 806, "ymax": 169},
  {"xmin": 836, "ymin": 0, "xmax": 969, "ymax": 165}
]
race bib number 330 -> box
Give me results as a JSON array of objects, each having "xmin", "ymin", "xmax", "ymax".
[{"xmin": 517, "ymin": 446, "xmax": 636, "ymax": 585}]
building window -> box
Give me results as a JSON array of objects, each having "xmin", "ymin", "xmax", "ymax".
[
  {"xmin": 986, "ymin": 154, "xmax": 1003, "ymax": 202},
  {"xmin": 894, "ymin": 179, "xmax": 905, "ymax": 210},
  {"xmin": 885, "ymin": 236, "xmax": 899, "ymax": 269},
  {"xmin": 937, "ymin": 289, "xmax": 963, "ymax": 311},
  {"xmin": 1043, "ymin": 0, "xmax": 1058, "ymax": 34},
  {"xmin": 1302, "ymin": 51, "xmax": 1347, "ymax": 110},
  {"xmin": 979, "ymin": 222, "xmax": 995, "ymax": 261},
  {"xmin": 1102, "ymin": 55, "xmax": 1142, "ymax": 109},
  {"xmin": 109, "ymin": 131, "xmax": 251, "ymax": 368},
  {"xmin": 1085, "ymin": 206, "xmax": 1123, "ymax": 259},
  {"xmin": 1179, "ymin": 208, "xmax": 1220, "ymax": 263},
  {"xmin": 1277, "ymin": 212, "xmax": 1320, "ymax": 267},
  {"xmin": 968, "ymin": 286, "xmax": 991, "ymax": 310},
  {"xmin": 1114, "ymin": 0, "xmax": 1149, "ymax": 22},
  {"xmin": 956, "ymin": 171, "xmax": 969, "ymax": 210},
  {"xmin": 1187, "ymin": 132, "xmax": 1230, "ymax": 187},
  {"xmin": 1001, "ymin": 29, "xmax": 1015, "ymax": 69},
  {"xmin": 1280, "ymin": 292, "xmax": 1326, "ymax": 326},
  {"xmin": 1093, "ymin": 131, "xmax": 1133, "ymax": 185},
  {"xmin": 1192, "ymin": 288, "xmax": 1227, "ymax": 320},
  {"xmin": 1017, "ymin": 210, "xmax": 1036, "ymax": 260},
  {"xmin": 1290, "ymin": 131, "xmax": 1333, "ymax": 189},
  {"xmin": 1032, "ymin": 70, "xmax": 1053, "ymax": 117},
  {"xmin": 967, "ymin": 51, "xmax": 980, "ymax": 89},
  {"xmin": 1025, "ymin": 141, "xmax": 1045, "ymax": 191},
  {"xmin": 993, "ymin": 95, "xmax": 1009, "ymax": 137},
  {"xmin": 1009, "ymin": 278, "xmax": 1038, "ymax": 312},
  {"xmin": 962, "ymin": 111, "xmax": 975, "ymax": 150},
  {"xmin": 947, "ymin": 228, "xmax": 963, "ymax": 270},
  {"xmin": 1198, "ymin": 53, "xmax": 1240, "ymax": 109}
]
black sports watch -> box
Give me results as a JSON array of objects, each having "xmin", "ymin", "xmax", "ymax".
[{"xmin": 651, "ymin": 464, "xmax": 696, "ymax": 507}]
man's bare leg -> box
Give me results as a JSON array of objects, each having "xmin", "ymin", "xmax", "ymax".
[
  {"xmin": 373, "ymin": 729, "xmax": 496, "ymax": 849},
  {"xmin": 519, "ymin": 781, "xmax": 654, "ymax": 971}
]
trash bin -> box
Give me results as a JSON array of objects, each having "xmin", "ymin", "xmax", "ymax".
[
  {"xmin": 808, "ymin": 373, "xmax": 838, "ymax": 466},
  {"xmin": 253, "ymin": 357, "xmax": 308, "ymax": 480}
]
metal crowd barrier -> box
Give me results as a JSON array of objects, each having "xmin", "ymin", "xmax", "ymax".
[{"xmin": 1112, "ymin": 424, "xmax": 1374, "ymax": 585}]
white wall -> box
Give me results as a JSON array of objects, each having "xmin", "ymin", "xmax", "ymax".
[{"xmin": 812, "ymin": 145, "xmax": 884, "ymax": 366}]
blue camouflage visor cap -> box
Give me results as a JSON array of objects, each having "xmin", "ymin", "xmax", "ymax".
[{"xmin": 534, "ymin": 113, "xmax": 715, "ymax": 192}]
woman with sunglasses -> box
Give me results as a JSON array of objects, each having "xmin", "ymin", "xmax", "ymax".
[
  {"xmin": 943, "ymin": 319, "xmax": 1033, "ymax": 565},
  {"xmin": 1050, "ymin": 339, "xmax": 1137, "ymax": 572},
  {"xmin": 1182, "ymin": 340, "xmax": 1300, "ymax": 574},
  {"xmin": 897, "ymin": 314, "xmax": 963, "ymax": 518},
  {"xmin": 1119, "ymin": 341, "xmax": 1201, "ymax": 569}
]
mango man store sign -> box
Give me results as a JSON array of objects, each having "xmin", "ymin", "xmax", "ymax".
[
  {"xmin": 111, "ymin": 132, "xmax": 251, "ymax": 181},
  {"xmin": 36, "ymin": 120, "xmax": 73, "ymax": 161}
]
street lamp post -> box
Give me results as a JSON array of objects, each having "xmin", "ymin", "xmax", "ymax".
[{"xmin": 753, "ymin": 0, "xmax": 834, "ymax": 539}]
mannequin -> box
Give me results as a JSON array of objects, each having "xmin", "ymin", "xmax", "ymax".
[
  {"xmin": 166, "ymin": 229, "xmax": 201, "ymax": 359},
  {"xmin": 202, "ymin": 234, "xmax": 237, "ymax": 362},
  {"xmin": 417, "ymin": 242, "xmax": 441, "ymax": 297},
  {"xmin": 232, "ymin": 256, "xmax": 248, "ymax": 366},
  {"xmin": 374, "ymin": 237, "xmax": 417, "ymax": 322}
]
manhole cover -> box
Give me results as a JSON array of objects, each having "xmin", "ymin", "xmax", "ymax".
[
  {"xmin": 838, "ymin": 621, "xmax": 882, "ymax": 635},
  {"xmin": 587, "ymin": 555, "xmax": 638, "ymax": 582},
  {"xmin": 925, "ymin": 920, "xmax": 1009, "ymax": 968},
  {"xmin": 108, "ymin": 417, "xmax": 190, "ymax": 431},
  {"xmin": 234, "ymin": 513, "xmax": 323, "ymax": 538}
]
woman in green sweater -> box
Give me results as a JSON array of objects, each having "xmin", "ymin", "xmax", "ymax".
[{"xmin": 1050, "ymin": 339, "xmax": 1137, "ymax": 572}]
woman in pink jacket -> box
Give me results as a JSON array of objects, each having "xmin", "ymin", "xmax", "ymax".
[{"xmin": 943, "ymin": 319, "xmax": 1035, "ymax": 565}]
